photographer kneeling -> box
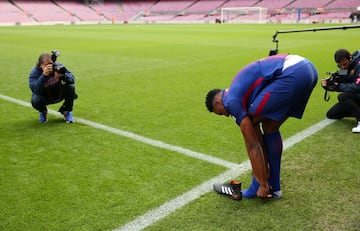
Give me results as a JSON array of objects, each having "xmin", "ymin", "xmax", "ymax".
[
  {"xmin": 29, "ymin": 51, "xmax": 77, "ymax": 123},
  {"xmin": 321, "ymin": 49, "xmax": 360, "ymax": 133}
]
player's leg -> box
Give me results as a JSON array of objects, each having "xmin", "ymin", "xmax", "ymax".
[
  {"xmin": 242, "ymin": 119, "xmax": 284, "ymax": 199},
  {"xmin": 242, "ymin": 175, "xmax": 259, "ymax": 198},
  {"xmin": 242, "ymin": 122, "xmax": 265, "ymax": 198},
  {"xmin": 262, "ymin": 119, "xmax": 285, "ymax": 198},
  {"xmin": 261, "ymin": 59, "xmax": 317, "ymax": 197}
]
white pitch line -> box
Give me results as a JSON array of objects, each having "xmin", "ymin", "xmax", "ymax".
[
  {"xmin": 114, "ymin": 161, "xmax": 251, "ymax": 231},
  {"xmin": 76, "ymin": 118, "xmax": 239, "ymax": 169},
  {"xmin": 0, "ymin": 94, "xmax": 32, "ymax": 108},
  {"xmin": 283, "ymin": 119, "xmax": 335, "ymax": 150},
  {"xmin": 115, "ymin": 118, "xmax": 336, "ymax": 231},
  {"xmin": 0, "ymin": 93, "xmax": 336, "ymax": 230},
  {"xmin": 0, "ymin": 93, "xmax": 237, "ymax": 169}
]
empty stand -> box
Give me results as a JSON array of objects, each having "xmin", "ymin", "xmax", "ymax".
[
  {"xmin": 287, "ymin": 0, "xmax": 333, "ymax": 9},
  {"xmin": 55, "ymin": 0, "xmax": 105, "ymax": 21},
  {"xmin": 150, "ymin": 0, "xmax": 194, "ymax": 12},
  {"xmin": 307, "ymin": 11, "xmax": 352, "ymax": 20},
  {"xmin": 121, "ymin": 0, "xmax": 155, "ymax": 12},
  {"xmin": 174, "ymin": 14, "xmax": 207, "ymax": 21},
  {"xmin": 0, "ymin": 0, "xmax": 34, "ymax": 23},
  {"xmin": 141, "ymin": 14, "xmax": 175, "ymax": 22},
  {"xmin": 255, "ymin": 0, "xmax": 294, "ymax": 10},
  {"xmin": 0, "ymin": 0, "xmax": 357, "ymax": 24},
  {"xmin": 185, "ymin": 0, "xmax": 225, "ymax": 13},
  {"xmin": 91, "ymin": 0, "xmax": 155, "ymax": 22},
  {"xmin": 13, "ymin": 0, "xmax": 74, "ymax": 22},
  {"xmin": 325, "ymin": 0, "xmax": 360, "ymax": 9},
  {"xmin": 221, "ymin": 0, "xmax": 259, "ymax": 8}
]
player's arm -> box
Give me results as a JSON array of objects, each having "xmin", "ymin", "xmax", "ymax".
[{"xmin": 240, "ymin": 116, "xmax": 269, "ymax": 197}]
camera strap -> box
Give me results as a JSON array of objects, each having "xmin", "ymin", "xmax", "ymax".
[{"xmin": 324, "ymin": 89, "xmax": 330, "ymax": 101}]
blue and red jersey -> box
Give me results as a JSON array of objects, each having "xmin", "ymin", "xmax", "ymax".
[{"xmin": 222, "ymin": 54, "xmax": 318, "ymax": 125}]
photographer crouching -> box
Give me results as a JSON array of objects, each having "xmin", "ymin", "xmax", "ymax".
[
  {"xmin": 29, "ymin": 50, "xmax": 77, "ymax": 123},
  {"xmin": 321, "ymin": 49, "xmax": 360, "ymax": 133}
]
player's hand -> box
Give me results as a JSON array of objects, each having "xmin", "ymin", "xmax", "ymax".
[
  {"xmin": 257, "ymin": 184, "xmax": 271, "ymax": 198},
  {"xmin": 43, "ymin": 64, "xmax": 53, "ymax": 77}
]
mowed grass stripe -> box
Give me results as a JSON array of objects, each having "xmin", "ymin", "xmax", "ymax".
[
  {"xmin": 116, "ymin": 119, "xmax": 335, "ymax": 231},
  {"xmin": 1, "ymin": 24, "xmax": 357, "ymax": 230},
  {"xmin": 0, "ymin": 93, "xmax": 336, "ymax": 231},
  {"xmin": 0, "ymin": 93, "xmax": 236, "ymax": 169}
]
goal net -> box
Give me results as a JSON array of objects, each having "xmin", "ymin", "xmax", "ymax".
[{"xmin": 220, "ymin": 7, "xmax": 268, "ymax": 24}]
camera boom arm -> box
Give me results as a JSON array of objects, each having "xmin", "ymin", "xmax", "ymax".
[{"xmin": 269, "ymin": 24, "xmax": 360, "ymax": 56}]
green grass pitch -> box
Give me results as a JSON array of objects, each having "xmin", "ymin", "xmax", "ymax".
[{"xmin": 0, "ymin": 23, "xmax": 359, "ymax": 230}]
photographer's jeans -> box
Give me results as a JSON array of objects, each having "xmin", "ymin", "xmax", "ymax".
[
  {"xmin": 31, "ymin": 84, "xmax": 76, "ymax": 113},
  {"xmin": 326, "ymin": 92, "xmax": 360, "ymax": 120}
]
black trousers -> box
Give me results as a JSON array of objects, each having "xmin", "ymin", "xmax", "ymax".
[
  {"xmin": 326, "ymin": 92, "xmax": 360, "ymax": 121},
  {"xmin": 31, "ymin": 84, "xmax": 76, "ymax": 113}
]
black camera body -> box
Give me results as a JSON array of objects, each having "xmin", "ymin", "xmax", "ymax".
[
  {"xmin": 322, "ymin": 69, "xmax": 350, "ymax": 91},
  {"xmin": 322, "ymin": 69, "xmax": 350, "ymax": 101},
  {"xmin": 53, "ymin": 63, "xmax": 67, "ymax": 74},
  {"xmin": 322, "ymin": 71, "xmax": 342, "ymax": 91},
  {"xmin": 51, "ymin": 50, "xmax": 67, "ymax": 74}
]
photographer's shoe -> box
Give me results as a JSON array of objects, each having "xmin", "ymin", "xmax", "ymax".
[
  {"xmin": 39, "ymin": 111, "xmax": 47, "ymax": 123},
  {"xmin": 213, "ymin": 180, "xmax": 242, "ymax": 200},
  {"xmin": 64, "ymin": 111, "xmax": 74, "ymax": 123},
  {"xmin": 352, "ymin": 122, "xmax": 360, "ymax": 133}
]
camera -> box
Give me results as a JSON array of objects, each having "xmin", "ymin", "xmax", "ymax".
[
  {"xmin": 322, "ymin": 69, "xmax": 350, "ymax": 101},
  {"xmin": 53, "ymin": 63, "xmax": 67, "ymax": 74},
  {"xmin": 322, "ymin": 71, "xmax": 342, "ymax": 91},
  {"xmin": 322, "ymin": 69, "xmax": 350, "ymax": 91},
  {"xmin": 51, "ymin": 50, "xmax": 67, "ymax": 74}
]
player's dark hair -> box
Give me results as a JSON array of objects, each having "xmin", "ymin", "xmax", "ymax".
[
  {"xmin": 334, "ymin": 49, "xmax": 351, "ymax": 63},
  {"xmin": 205, "ymin": 89, "xmax": 222, "ymax": 112}
]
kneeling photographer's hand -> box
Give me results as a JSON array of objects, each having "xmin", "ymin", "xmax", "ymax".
[
  {"xmin": 321, "ymin": 79, "xmax": 328, "ymax": 88},
  {"xmin": 42, "ymin": 63, "xmax": 53, "ymax": 77},
  {"xmin": 321, "ymin": 78, "xmax": 338, "ymax": 91}
]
